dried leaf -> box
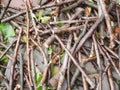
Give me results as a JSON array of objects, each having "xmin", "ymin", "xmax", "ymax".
[
  {"xmin": 115, "ymin": 27, "xmax": 119, "ymax": 34},
  {"xmin": 53, "ymin": 10, "xmax": 59, "ymax": 16},
  {"xmin": 86, "ymin": 7, "xmax": 91, "ymax": 16}
]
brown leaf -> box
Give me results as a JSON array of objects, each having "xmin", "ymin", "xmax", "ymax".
[
  {"xmin": 115, "ymin": 27, "xmax": 119, "ymax": 34},
  {"xmin": 53, "ymin": 10, "xmax": 59, "ymax": 16}
]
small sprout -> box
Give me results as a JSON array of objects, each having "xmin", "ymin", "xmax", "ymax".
[
  {"xmin": 48, "ymin": 47, "xmax": 53, "ymax": 54},
  {"xmin": 41, "ymin": 16, "xmax": 51, "ymax": 24},
  {"xmin": 38, "ymin": 10, "xmax": 44, "ymax": 21}
]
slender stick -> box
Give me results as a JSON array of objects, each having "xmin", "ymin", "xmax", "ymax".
[
  {"xmin": 0, "ymin": 0, "xmax": 12, "ymax": 21},
  {"xmin": 30, "ymin": 47, "xmax": 37, "ymax": 90},
  {"xmin": 99, "ymin": 0, "xmax": 115, "ymax": 48},
  {"xmin": 9, "ymin": 28, "xmax": 22, "ymax": 90},
  {"xmin": 57, "ymin": 34, "xmax": 72, "ymax": 90},
  {"xmin": 74, "ymin": 2, "xmax": 115, "ymax": 53},
  {"xmin": 0, "ymin": 40, "xmax": 16, "ymax": 59},
  {"xmin": 25, "ymin": 0, "xmax": 33, "ymax": 87},
  {"xmin": 54, "ymin": 35, "xmax": 95, "ymax": 88},
  {"xmin": 92, "ymin": 34, "xmax": 102, "ymax": 90},
  {"xmin": 47, "ymin": 23, "xmax": 95, "ymax": 88},
  {"xmin": 19, "ymin": 50, "xmax": 23, "ymax": 90},
  {"xmin": 108, "ymin": 68, "xmax": 115, "ymax": 90},
  {"xmin": 1, "ymin": 0, "xmax": 75, "ymax": 23}
]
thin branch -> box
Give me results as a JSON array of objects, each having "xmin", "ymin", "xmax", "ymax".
[
  {"xmin": 28, "ymin": 0, "xmax": 38, "ymax": 38},
  {"xmin": 19, "ymin": 49, "xmax": 23, "ymax": 90},
  {"xmin": 108, "ymin": 68, "xmax": 115, "ymax": 90},
  {"xmin": 57, "ymin": 34, "xmax": 72, "ymax": 90},
  {"xmin": 99, "ymin": 0, "xmax": 115, "ymax": 48},
  {"xmin": 50, "ymin": 18, "xmax": 96, "ymax": 25},
  {"xmin": 30, "ymin": 47, "xmax": 37, "ymax": 90},
  {"xmin": 1, "ymin": 0, "xmax": 75, "ymax": 23},
  {"xmin": 55, "ymin": 35, "xmax": 95, "ymax": 88},
  {"xmin": 0, "ymin": 51, "xmax": 13, "ymax": 60},
  {"xmin": 0, "ymin": 0, "xmax": 12, "ymax": 21},
  {"xmin": 40, "ymin": 25, "xmax": 85, "ymax": 36},
  {"xmin": 92, "ymin": 33, "xmax": 102, "ymax": 90},
  {"xmin": 82, "ymin": 74, "xmax": 89, "ymax": 90},
  {"xmin": 47, "ymin": 23, "xmax": 95, "ymax": 88},
  {"xmin": 9, "ymin": 28, "xmax": 22, "ymax": 90},
  {"xmin": 44, "ymin": 35, "xmax": 56, "ymax": 48},
  {"xmin": 25, "ymin": 0, "xmax": 33, "ymax": 87},
  {"xmin": 61, "ymin": 0, "xmax": 84, "ymax": 12},
  {"xmin": 74, "ymin": 2, "xmax": 115, "ymax": 53},
  {"xmin": 0, "ymin": 40, "xmax": 16, "ymax": 60}
]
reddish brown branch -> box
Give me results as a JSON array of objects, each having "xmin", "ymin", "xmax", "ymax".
[
  {"xmin": 9, "ymin": 28, "xmax": 22, "ymax": 90},
  {"xmin": 1, "ymin": 0, "xmax": 75, "ymax": 23},
  {"xmin": 0, "ymin": 40, "xmax": 16, "ymax": 60}
]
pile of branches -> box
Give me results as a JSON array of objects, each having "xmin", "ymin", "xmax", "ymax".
[{"xmin": 0, "ymin": 0, "xmax": 120, "ymax": 90}]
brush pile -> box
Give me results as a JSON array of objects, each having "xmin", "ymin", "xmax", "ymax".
[{"xmin": 0, "ymin": 0, "xmax": 120, "ymax": 90}]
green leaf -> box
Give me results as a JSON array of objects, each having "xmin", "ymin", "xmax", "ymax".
[
  {"xmin": 37, "ymin": 10, "xmax": 51, "ymax": 23},
  {"xmin": 118, "ymin": 0, "xmax": 120, "ymax": 5},
  {"xmin": 0, "ymin": 56, "xmax": 8, "ymax": 63},
  {"xmin": 58, "ymin": 21, "xmax": 64, "ymax": 27},
  {"xmin": 23, "ymin": 35, "xmax": 27, "ymax": 43},
  {"xmin": 48, "ymin": 48, "xmax": 52, "ymax": 54},
  {"xmin": 52, "ymin": 66, "xmax": 59, "ymax": 76},
  {"xmin": 41, "ymin": 16, "xmax": 51, "ymax": 24},
  {"xmin": 37, "ymin": 73, "xmax": 43, "ymax": 90},
  {"xmin": 0, "ymin": 24, "xmax": 15, "ymax": 38},
  {"xmin": 38, "ymin": 10, "xmax": 44, "ymax": 21},
  {"xmin": 53, "ymin": 69, "xmax": 59, "ymax": 76}
]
